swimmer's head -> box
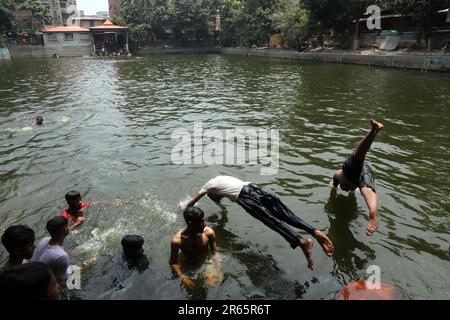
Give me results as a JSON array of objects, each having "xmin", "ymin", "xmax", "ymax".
[
  {"xmin": 183, "ymin": 207, "xmax": 206, "ymax": 233},
  {"xmin": 121, "ymin": 235, "xmax": 145, "ymax": 261},
  {"xmin": 36, "ymin": 116, "xmax": 43, "ymax": 125},
  {"xmin": 65, "ymin": 190, "xmax": 82, "ymax": 210},
  {"xmin": 46, "ymin": 216, "xmax": 69, "ymax": 239}
]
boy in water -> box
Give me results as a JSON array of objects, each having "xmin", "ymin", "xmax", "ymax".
[
  {"xmin": 34, "ymin": 216, "xmax": 70, "ymax": 282},
  {"xmin": 186, "ymin": 176, "xmax": 334, "ymax": 270},
  {"xmin": 121, "ymin": 235, "xmax": 149, "ymax": 271},
  {"xmin": 31, "ymin": 116, "xmax": 43, "ymax": 127},
  {"xmin": 332, "ymin": 119, "xmax": 384, "ymax": 236},
  {"xmin": 60, "ymin": 190, "xmax": 126, "ymax": 230},
  {"xmin": 1, "ymin": 225, "xmax": 36, "ymax": 270},
  {"xmin": 169, "ymin": 207, "xmax": 222, "ymax": 289}
]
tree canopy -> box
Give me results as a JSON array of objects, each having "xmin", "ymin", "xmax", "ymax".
[{"xmin": 113, "ymin": 0, "xmax": 450, "ymax": 48}]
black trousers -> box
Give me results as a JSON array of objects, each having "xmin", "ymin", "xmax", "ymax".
[{"xmin": 236, "ymin": 184, "xmax": 316, "ymax": 249}]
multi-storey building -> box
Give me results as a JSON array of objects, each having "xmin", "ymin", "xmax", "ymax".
[
  {"xmin": 14, "ymin": 0, "xmax": 78, "ymax": 29},
  {"xmin": 108, "ymin": 0, "xmax": 123, "ymax": 18}
]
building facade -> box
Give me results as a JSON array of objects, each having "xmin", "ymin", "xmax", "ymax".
[
  {"xmin": 41, "ymin": 25, "xmax": 92, "ymax": 56},
  {"xmin": 14, "ymin": 0, "xmax": 77, "ymax": 29},
  {"xmin": 70, "ymin": 16, "xmax": 107, "ymax": 29},
  {"xmin": 60, "ymin": 0, "xmax": 78, "ymax": 25},
  {"xmin": 108, "ymin": 0, "xmax": 123, "ymax": 18}
]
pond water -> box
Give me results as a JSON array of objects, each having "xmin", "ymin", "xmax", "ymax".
[{"xmin": 0, "ymin": 55, "xmax": 449, "ymax": 299}]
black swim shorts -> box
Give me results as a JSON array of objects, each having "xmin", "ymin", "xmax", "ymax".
[{"xmin": 342, "ymin": 153, "xmax": 376, "ymax": 192}]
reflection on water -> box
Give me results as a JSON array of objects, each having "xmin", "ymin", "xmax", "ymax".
[
  {"xmin": 325, "ymin": 188, "xmax": 376, "ymax": 284},
  {"xmin": 0, "ymin": 55, "xmax": 449, "ymax": 299}
]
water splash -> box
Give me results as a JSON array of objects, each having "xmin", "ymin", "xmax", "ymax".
[{"xmin": 178, "ymin": 196, "xmax": 192, "ymax": 211}]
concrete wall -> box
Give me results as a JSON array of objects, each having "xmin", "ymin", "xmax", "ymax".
[
  {"xmin": 7, "ymin": 44, "xmax": 91, "ymax": 59},
  {"xmin": 220, "ymin": 48, "xmax": 450, "ymax": 73},
  {"xmin": 43, "ymin": 32, "xmax": 91, "ymax": 48},
  {"xmin": 134, "ymin": 47, "xmax": 220, "ymax": 55}
]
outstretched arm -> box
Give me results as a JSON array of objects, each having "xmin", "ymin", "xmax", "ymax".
[
  {"xmin": 90, "ymin": 199, "xmax": 127, "ymax": 206},
  {"xmin": 187, "ymin": 192, "xmax": 206, "ymax": 208},
  {"xmin": 169, "ymin": 237, "xmax": 195, "ymax": 289}
]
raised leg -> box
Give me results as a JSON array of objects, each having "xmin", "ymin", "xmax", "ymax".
[{"xmin": 354, "ymin": 119, "xmax": 384, "ymax": 162}]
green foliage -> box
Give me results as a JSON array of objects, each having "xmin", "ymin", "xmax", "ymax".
[
  {"xmin": 0, "ymin": 0, "xmax": 15, "ymax": 34},
  {"xmin": 114, "ymin": 0, "xmax": 450, "ymax": 49},
  {"xmin": 20, "ymin": 0, "xmax": 51, "ymax": 25},
  {"xmin": 271, "ymin": 0, "xmax": 310, "ymax": 48}
]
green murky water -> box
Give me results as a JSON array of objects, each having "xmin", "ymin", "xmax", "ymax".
[{"xmin": 0, "ymin": 55, "xmax": 449, "ymax": 299}]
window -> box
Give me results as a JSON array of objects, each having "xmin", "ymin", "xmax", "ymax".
[
  {"xmin": 64, "ymin": 33, "xmax": 74, "ymax": 41},
  {"xmin": 47, "ymin": 33, "xmax": 57, "ymax": 41},
  {"xmin": 90, "ymin": 21, "xmax": 95, "ymax": 27}
]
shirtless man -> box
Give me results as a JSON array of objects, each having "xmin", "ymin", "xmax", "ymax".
[
  {"xmin": 333, "ymin": 119, "xmax": 384, "ymax": 236},
  {"xmin": 186, "ymin": 176, "xmax": 334, "ymax": 270},
  {"xmin": 169, "ymin": 207, "xmax": 222, "ymax": 289}
]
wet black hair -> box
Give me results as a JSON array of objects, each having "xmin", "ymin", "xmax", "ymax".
[
  {"xmin": 1, "ymin": 225, "xmax": 35, "ymax": 254},
  {"xmin": 46, "ymin": 216, "xmax": 68, "ymax": 238},
  {"xmin": 0, "ymin": 262, "xmax": 54, "ymax": 300},
  {"xmin": 183, "ymin": 207, "xmax": 205, "ymax": 224},
  {"xmin": 121, "ymin": 235, "xmax": 144, "ymax": 252},
  {"xmin": 65, "ymin": 190, "xmax": 81, "ymax": 204},
  {"xmin": 36, "ymin": 116, "xmax": 43, "ymax": 122}
]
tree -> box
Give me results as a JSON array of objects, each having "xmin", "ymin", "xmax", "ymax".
[
  {"xmin": 220, "ymin": 0, "xmax": 278, "ymax": 47},
  {"xmin": 0, "ymin": 0, "xmax": 15, "ymax": 34},
  {"xmin": 20, "ymin": 0, "xmax": 51, "ymax": 32},
  {"xmin": 112, "ymin": 0, "xmax": 154, "ymax": 42},
  {"xmin": 116, "ymin": 0, "xmax": 218, "ymax": 44},
  {"xmin": 271, "ymin": 0, "xmax": 310, "ymax": 49}
]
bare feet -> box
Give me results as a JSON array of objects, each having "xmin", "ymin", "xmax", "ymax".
[
  {"xmin": 370, "ymin": 119, "xmax": 384, "ymax": 134},
  {"xmin": 366, "ymin": 219, "xmax": 378, "ymax": 236},
  {"xmin": 314, "ymin": 230, "xmax": 334, "ymax": 257},
  {"xmin": 299, "ymin": 238, "xmax": 314, "ymax": 270}
]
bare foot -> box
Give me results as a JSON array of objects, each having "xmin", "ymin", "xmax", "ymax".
[
  {"xmin": 299, "ymin": 238, "xmax": 314, "ymax": 270},
  {"xmin": 370, "ymin": 119, "xmax": 384, "ymax": 133},
  {"xmin": 314, "ymin": 230, "xmax": 334, "ymax": 256},
  {"xmin": 366, "ymin": 219, "xmax": 378, "ymax": 236}
]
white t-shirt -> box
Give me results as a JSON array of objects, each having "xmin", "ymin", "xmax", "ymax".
[
  {"xmin": 34, "ymin": 237, "xmax": 70, "ymax": 280},
  {"xmin": 199, "ymin": 176, "xmax": 250, "ymax": 202}
]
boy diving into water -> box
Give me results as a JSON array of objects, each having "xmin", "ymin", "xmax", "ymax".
[
  {"xmin": 332, "ymin": 119, "xmax": 384, "ymax": 236},
  {"xmin": 186, "ymin": 176, "xmax": 334, "ymax": 270}
]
